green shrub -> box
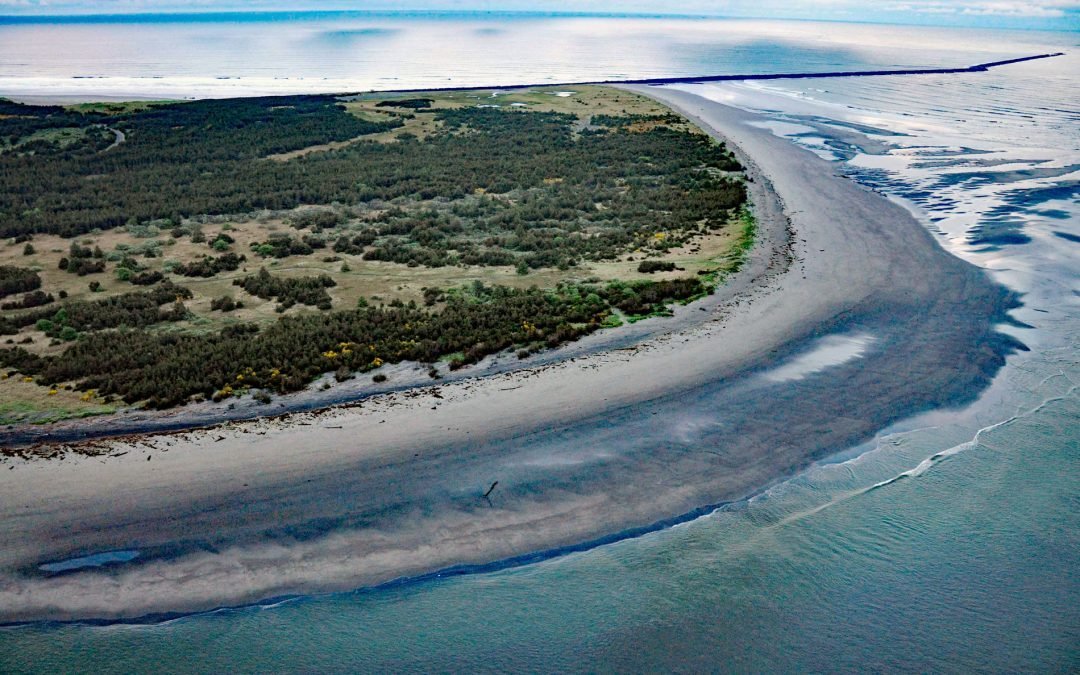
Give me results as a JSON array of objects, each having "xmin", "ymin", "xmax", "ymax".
[{"xmin": 637, "ymin": 260, "xmax": 678, "ymax": 274}]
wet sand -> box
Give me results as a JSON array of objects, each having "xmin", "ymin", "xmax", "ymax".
[{"xmin": 0, "ymin": 87, "xmax": 1020, "ymax": 623}]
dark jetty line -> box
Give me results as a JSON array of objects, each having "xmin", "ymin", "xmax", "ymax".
[
  {"xmin": 614, "ymin": 53, "xmax": 1065, "ymax": 85},
  {"xmin": 358, "ymin": 52, "xmax": 1064, "ymax": 94}
]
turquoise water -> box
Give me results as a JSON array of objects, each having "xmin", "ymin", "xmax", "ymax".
[
  {"xmin": 0, "ymin": 16, "xmax": 1077, "ymax": 672},
  {"xmin": 37, "ymin": 551, "xmax": 140, "ymax": 574}
]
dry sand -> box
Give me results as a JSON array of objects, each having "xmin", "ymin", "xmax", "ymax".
[{"xmin": 0, "ymin": 87, "xmax": 1019, "ymax": 622}]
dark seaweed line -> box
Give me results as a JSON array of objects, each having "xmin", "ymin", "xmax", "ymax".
[
  {"xmin": 0, "ymin": 495, "xmax": 748, "ymax": 629},
  {"xmin": 352, "ymin": 52, "xmax": 1064, "ymax": 94}
]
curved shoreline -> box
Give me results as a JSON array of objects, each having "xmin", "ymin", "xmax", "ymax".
[
  {"xmin": 0, "ymin": 88, "xmax": 1021, "ymax": 623},
  {"xmin": 1, "ymin": 118, "xmax": 788, "ymax": 449},
  {"xmin": 0, "ymin": 203, "xmax": 788, "ymax": 448}
]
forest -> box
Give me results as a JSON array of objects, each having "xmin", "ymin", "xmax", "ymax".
[
  {"xmin": 0, "ymin": 277, "xmax": 706, "ymax": 408},
  {"xmin": 0, "ymin": 87, "xmax": 750, "ymax": 412},
  {"xmin": 0, "ymin": 95, "xmax": 745, "ymax": 275},
  {"xmin": 0, "ymin": 95, "xmax": 399, "ymax": 237}
]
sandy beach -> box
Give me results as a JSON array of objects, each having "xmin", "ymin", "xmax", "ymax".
[{"xmin": 0, "ymin": 87, "xmax": 1020, "ymax": 623}]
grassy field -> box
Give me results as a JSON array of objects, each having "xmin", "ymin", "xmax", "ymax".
[
  {"xmin": 1, "ymin": 85, "xmax": 749, "ymax": 418},
  {"xmin": 266, "ymin": 86, "xmax": 701, "ymax": 158},
  {"xmin": 63, "ymin": 100, "xmax": 177, "ymax": 115},
  {"xmin": 0, "ymin": 375, "xmax": 120, "ymax": 425}
]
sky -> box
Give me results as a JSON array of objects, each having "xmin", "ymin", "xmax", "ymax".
[{"xmin": 0, "ymin": 0, "xmax": 1078, "ymax": 30}]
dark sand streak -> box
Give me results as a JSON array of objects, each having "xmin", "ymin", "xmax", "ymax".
[{"xmin": 0, "ymin": 89, "xmax": 1021, "ymax": 623}]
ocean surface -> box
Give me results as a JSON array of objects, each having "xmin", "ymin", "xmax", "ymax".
[
  {"xmin": 1, "ymin": 14, "xmax": 1078, "ymax": 672},
  {"xmin": 0, "ymin": 12, "xmax": 1073, "ymax": 99}
]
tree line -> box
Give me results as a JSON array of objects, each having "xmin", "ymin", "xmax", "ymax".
[
  {"xmin": 0, "ymin": 280, "xmax": 191, "ymax": 336},
  {"xmin": 0, "ymin": 265, "xmax": 41, "ymax": 298},
  {"xmin": 1, "ymin": 277, "xmax": 708, "ymax": 409}
]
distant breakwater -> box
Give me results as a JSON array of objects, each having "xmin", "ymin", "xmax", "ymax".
[
  {"xmin": 374, "ymin": 53, "xmax": 1065, "ymax": 93},
  {"xmin": 616, "ymin": 53, "xmax": 1065, "ymax": 85}
]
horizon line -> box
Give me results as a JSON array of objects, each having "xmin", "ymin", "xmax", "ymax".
[{"xmin": 0, "ymin": 8, "xmax": 1074, "ymax": 33}]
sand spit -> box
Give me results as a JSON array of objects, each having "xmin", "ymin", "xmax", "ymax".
[{"xmin": 0, "ymin": 89, "xmax": 1021, "ymax": 622}]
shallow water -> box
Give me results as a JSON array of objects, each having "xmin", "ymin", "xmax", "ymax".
[
  {"xmin": 0, "ymin": 15, "xmax": 1077, "ymax": 672},
  {"xmin": 37, "ymin": 551, "xmax": 140, "ymax": 574}
]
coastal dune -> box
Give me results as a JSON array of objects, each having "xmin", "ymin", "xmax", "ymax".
[{"xmin": 0, "ymin": 87, "xmax": 1019, "ymax": 623}]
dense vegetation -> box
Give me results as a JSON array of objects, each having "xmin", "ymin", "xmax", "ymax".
[
  {"xmin": 0, "ymin": 95, "xmax": 399, "ymax": 237},
  {"xmin": 0, "ymin": 281, "xmax": 190, "ymax": 336},
  {"xmin": 0, "ymin": 278, "xmax": 706, "ymax": 408},
  {"xmin": 1, "ymin": 96, "xmax": 744, "ymax": 273},
  {"xmin": 0, "ymin": 90, "xmax": 750, "ymax": 412},
  {"xmin": 332, "ymin": 108, "xmax": 746, "ymax": 271},
  {"xmin": 172, "ymin": 252, "xmax": 246, "ymax": 277},
  {"xmin": 234, "ymin": 268, "xmax": 336, "ymax": 311},
  {"xmin": 0, "ymin": 265, "xmax": 41, "ymax": 298}
]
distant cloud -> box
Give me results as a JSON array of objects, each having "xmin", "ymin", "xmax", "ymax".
[
  {"xmin": 886, "ymin": 0, "xmax": 1076, "ymax": 16},
  {"xmin": 0, "ymin": 0, "xmax": 1077, "ymax": 30}
]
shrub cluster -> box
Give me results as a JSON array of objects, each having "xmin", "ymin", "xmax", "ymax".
[
  {"xmin": 210, "ymin": 295, "xmax": 243, "ymax": 312},
  {"xmin": 250, "ymin": 234, "xmax": 325, "ymax": 259},
  {"xmin": 0, "ymin": 265, "xmax": 41, "ymax": 298},
  {"xmin": 1, "ymin": 277, "xmax": 708, "ymax": 408},
  {"xmin": 1, "ymin": 290, "xmax": 54, "ymax": 311},
  {"xmin": 172, "ymin": 252, "xmax": 246, "ymax": 277},
  {"xmin": 130, "ymin": 270, "xmax": 164, "ymax": 286},
  {"xmin": 0, "ymin": 281, "xmax": 191, "ymax": 335},
  {"xmin": 233, "ymin": 268, "xmax": 336, "ymax": 311}
]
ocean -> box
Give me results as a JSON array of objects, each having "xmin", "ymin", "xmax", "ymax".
[
  {"xmin": 0, "ymin": 13, "xmax": 1077, "ymax": 672},
  {"xmin": 0, "ymin": 12, "xmax": 1071, "ymax": 99}
]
